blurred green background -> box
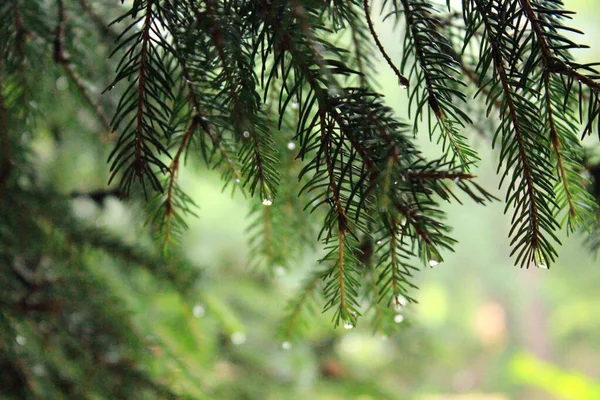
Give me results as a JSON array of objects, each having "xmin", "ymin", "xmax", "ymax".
[{"xmin": 31, "ymin": 0, "xmax": 600, "ymax": 399}]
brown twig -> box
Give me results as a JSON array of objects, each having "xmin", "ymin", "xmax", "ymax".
[
  {"xmin": 362, "ymin": 0, "xmax": 410, "ymax": 88},
  {"xmin": 0, "ymin": 59, "xmax": 11, "ymax": 195},
  {"xmin": 76, "ymin": 0, "xmax": 119, "ymax": 42},
  {"xmin": 54, "ymin": 0, "xmax": 114, "ymax": 138}
]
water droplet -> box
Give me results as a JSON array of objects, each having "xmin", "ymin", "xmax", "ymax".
[
  {"xmin": 275, "ymin": 266, "xmax": 286, "ymax": 277},
  {"xmin": 537, "ymin": 263, "xmax": 548, "ymax": 269},
  {"xmin": 394, "ymin": 295, "xmax": 408, "ymax": 312},
  {"xmin": 291, "ymin": 102, "xmax": 299, "ymax": 110},
  {"xmin": 376, "ymin": 240, "xmax": 382, "ymax": 245},
  {"xmin": 396, "ymin": 295, "xmax": 408, "ymax": 307},
  {"xmin": 428, "ymin": 259, "xmax": 439, "ymax": 267},
  {"xmin": 287, "ymin": 141, "xmax": 296, "ymax": 150},
  {"xmin": 328, "ymin": 87, "xmax": 342, "ymax": 97},
  {"xmin": 337, "ymin": 24, "xmax": 343, "ymax": 30},
  {"xmin": 55, "ymin": 76, "xmax": 69, "ymax": 91},
  {"xmin": 15, "ymin": 335, "xmax": 26, "ymax": 346},
  {"xmin": 281, "ymin": 341, "xmax": 292, "ymax": 350},
  {"xmin": 235, "ymin": 178, "xmax": 240, "ymax": 183},
  {"xmin": 262, "ymin": 198, "xmax": 273, "ymax": 206},
  {"xmin": 231, "ymin": 332, "xmax": 246, "ymax": 345},
  {"xmin": 343, "ymin": 320, "xmax": 355, "ymax": 330},
  {"xmin": 32, "ymin": 364, "xmax": 46, "ymax": 376},
  {"xmin": 394, "ymin": 181, "xmax": 398, "ymax": 185},
  {"xmin": 105, "ymin": 351, "xmax": 121, "ymax": 364},
  {"xmin": 394, "ymin": 314, "xmax": 405, "ymax": 324},
  {"xmin": 243, "ymin": 131, "xmax": 250, "ymax": 138},
  {"xmin": 192, "ymin": 304, "xmax": 205, "ymax": 318}
]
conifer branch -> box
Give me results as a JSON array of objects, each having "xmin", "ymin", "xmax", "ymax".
[
  {"xmin": 470, "ymin": 0, "xmax": 559, "ymax": 267},
  {"xmin": 76, "ymin": 0, "xmax": 118, "ymax": 42},
  {"xmin": 161, "ymin": 116, "xmax": 198, "ymax": 250},
  {"xmin": 348, "ymin": 19, "xmax": 369, "ymax": 88},
  {"xmin": 203, "ymin": 0, "xmax": 278, "ymax": 200},
  {"xmin": 107, "ymin": 0, "xmax": 174, "ymax": 195},
  {"xmin": 398, "ymin": 0, "xmax": 476, "ymax": 168},
  {"xmin": 134, "ymin": 1, "xmax": 153, "ymax": 183}
]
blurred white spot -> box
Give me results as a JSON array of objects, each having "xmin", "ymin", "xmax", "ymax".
[
  {"xmin": 193, "ymin": 304, "xmax": 205, "ymax": 318},
  {"xmin": 287, "ymin": 141, "xmax": 296, "ymax": 150},
  {"xmin": 231, "ymin": 332, "xmax": 246, "ymax": 345},
  {"xmin": 55, "ymin": 76, "xmax": 69, "ymax": 91},
  {"xmin": 281, "ymin": 341, "xmax": 292, "ymax": 350},
  {"xmin": 262, "ymin": 199, "xmax": 273, "ymax": 206},
  {"xmin": 394, "ymin": 314, "xmax": 404, "ymax": 324},
  {"xmin": 15, "ymin": 335, "xmax": 26, "ymax": 346}
]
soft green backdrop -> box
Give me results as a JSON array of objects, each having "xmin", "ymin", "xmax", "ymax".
[{"xmin": 35, "ymin": 0, "xmax": 600, "ymax": 398}]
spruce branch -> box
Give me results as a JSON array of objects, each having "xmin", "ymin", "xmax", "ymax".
[
  {"xmin": 204, "ymin": 0, "xmax": 278, "ymax": 201},
  {"xmin": 107, "ymin": 0, "xmax": 175, "ymax": 195},
  {"xmin": 398, "ymin": 0, "xmax": 477, "ymax": 168},
  {"xmin": 469, "ymin": 0, "xmax": 559, "ymax": 268},
  {"xmin": 515, "ymin": 0, "xmax": 597, "ymax": 231}
]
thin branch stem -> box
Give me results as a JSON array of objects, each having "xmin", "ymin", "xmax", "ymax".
[
  {"xmin": 362, "ymin": 0, "xmax": 409, "ymax": 88},
  {"xmin": 54, "ymin": 0, "xmax": 114, "ymax": 137},
  {"xmin": 0, "ymin": 60, "xmax": 11, "ymax": 195}
]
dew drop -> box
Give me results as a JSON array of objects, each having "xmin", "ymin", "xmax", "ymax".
[
  {"xmin": 428, "ymin": 259, "xmax": 440, "ymax": 267},
  {"xmin": 537, "ymin": 263, "xmax": 548, "ymax": 269},
  {"xmin": 235, "ymin": 178, "xmax": 240, "ymax": 183},
  {"xmin": 15, "ymin": 335, "xmax": 26, "ymax": 346},
  {"xmin": 287, "ymin": 141, "xmax": 296, "ymax": 150},
  {"xmin": 396, "ymin": 295, "xmax": 408, "ymax": 307},
  {"xmin": 453, "ymin": 177, "xmax": 460, "ymax": 183},
  {"xmin": 32, "ymin": 364, "xmax": 46, "ymax": 377},
  {"xmin": 343, "ymin": 320, "xmax": 355, "ymax": 330},
  {"xmin": 55, "ymin": 76, "xmax": 69, "ymax": 91},
  {"xmin": 328, "ymin": 87, "xmax": 342, "ymax": 98},
  {"xmin": 243, "ymin": 131, "xmax": 250, "ymax": 138},
  {"xmin": 291, "ymin": 102, "xmax": 299, "ymax": 110},
  {"xmin": 262, "ymin": 198, "xmax": 273, "ymax": 206},
  {"xmin": 281, "ymin": 341, "xmax": 292, "ymax": 350},
  {"xmin": 376, "ymin": 240, "xmax": 382, "ymax": 245},
  {"xmin": 231, "ymin": 332, "xmax": 246, "ymax": 345},
  {"xmin": 394, "ymin": 314, "xmax": 405, "ymax": 324},
  {"xmin": 394, "ymin": 295, "xmax": 408, "ymax": 312},
  {"xmin": 192, "ymin": 304, "xmax": 205, "ymax": 318},
  {"xmin": 105, "ymin": 351, "xmax": 121, "ymax": 364}
]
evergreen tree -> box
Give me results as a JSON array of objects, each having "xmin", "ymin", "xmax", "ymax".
[{"xmin": 1, "ymin": 0, "xmax": 600, "ymax": 398}]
